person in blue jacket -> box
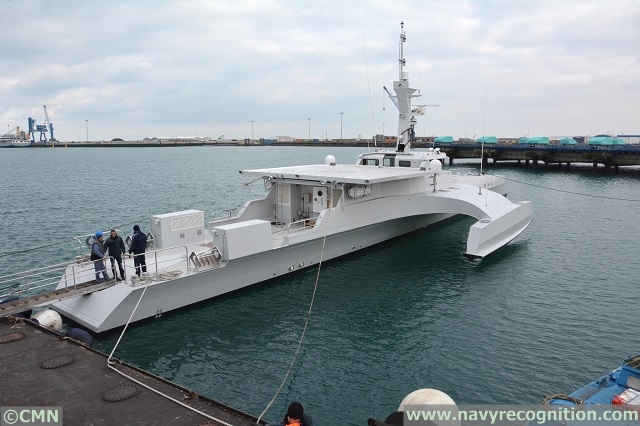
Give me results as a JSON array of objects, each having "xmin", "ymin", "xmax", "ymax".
[
  {"xmin": 129, "ymin": 225, "xmax": 147, "ymax": 276},
  {"xmin": 91, "ymin": 231, "xmax": 110, "ymax": 283}
]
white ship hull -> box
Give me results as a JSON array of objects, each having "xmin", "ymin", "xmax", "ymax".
[
  {"xmin": 52, "ymin": 176, "xmax": 531, "ymax": 333},
  {"xmin": 0, "ymin": 140, "xmax": 31, "ymax": 148},
  {"xmin": 53, "ymin": 212, "xmax": 454, "ymax": 332}
]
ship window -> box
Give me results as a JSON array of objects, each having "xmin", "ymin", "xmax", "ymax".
[
  {"xmin": 399, "ymin": 160, "xmax": 411, "ymax": 167},
  {"xmin": 361, "ymin": 159, "xmax": 379, "ymax": 166},
  {"xmin": 383, "ymin": 155, "xmax": 395, "ymax": 166}
]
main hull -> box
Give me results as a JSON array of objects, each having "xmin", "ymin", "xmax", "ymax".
[
  {"xmin": 0, "ymin": 141, "xmax": 31, "ymax": 148},
  {"xmin": 52, "ymin": 212, "xmax": 453, "ymax": 333}
]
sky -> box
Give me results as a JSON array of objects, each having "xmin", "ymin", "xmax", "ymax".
[{"xmin": 1, "ymin": 0, "xmax": 639, "ymax": 141}]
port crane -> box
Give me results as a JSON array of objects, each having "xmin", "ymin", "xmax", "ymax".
[{"xmin": 28, "ymin": 105, "xmax": 56, "ymax": 143}]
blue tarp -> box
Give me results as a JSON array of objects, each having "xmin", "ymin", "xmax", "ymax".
[
  {"xmin": 519, "ymin": 137, "xmax": 549, "ymax": 145},
  {"xmin": 476, "ymin": 136, "xmax": 498, "ymax": 144},
  {"xmin": 588, "ymin": 137, "xmax": 613, "ymax": 145},
  {"xmin": 559, "ymin": 137, "xmax": 577, "ymax": 145},
  {"xmin": 435, "ymin": 136, "xmax": 454, "ymax": 143}
]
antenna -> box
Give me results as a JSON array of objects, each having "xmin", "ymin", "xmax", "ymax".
[{"xmin": 399, "ymin": 21, "xmax": 406, "ymax": 80}]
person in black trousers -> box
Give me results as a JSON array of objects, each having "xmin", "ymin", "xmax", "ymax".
[
  {"xmin": 129, "ymin": 225, "xmax": 147, "ymax": 276},
  {"xmin": 104, "ymin": 229, "xmax": 126, "ymax": 281}
]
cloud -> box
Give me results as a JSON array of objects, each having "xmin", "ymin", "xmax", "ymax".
[{"xmin": 1, "ymin": 0, "xmax": 638, "ymax": 140}]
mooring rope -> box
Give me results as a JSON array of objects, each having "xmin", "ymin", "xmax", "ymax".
[
  {"xmin": 499, "ymin": 175, "xmax": 640, "ymax": 202},
  {"xmin": 106, "ymin": 284, "xmax": 235, "ymax": 426},
  {"xmin": 256, "ymin": 213, "xmax": 331, "ymax": 424}
]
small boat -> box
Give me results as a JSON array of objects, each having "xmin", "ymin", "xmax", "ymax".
[
  {"xmin": 368, "ymin": 357, "xmax": 640, "ymax": 425},
  {"xmin": 1, "ymin": 22, "xmax": 532, "ymax": 333},
  {"xmin": 0, "ymin": 127, "xmax": 31, "ymax": 148},
  {"xmin": 542, "ymin": 355, "xmax": 640, "ymax": 416}
]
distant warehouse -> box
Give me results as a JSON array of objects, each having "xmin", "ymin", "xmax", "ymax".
[{"xmin": 617, "ymin": 134, "xmax": 640, "ymax": 144}]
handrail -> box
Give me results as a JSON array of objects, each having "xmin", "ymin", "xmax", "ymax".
[
  {"xmin": 73, "ymin": 229, "xmax": 124, "ymax": 258},
  {"xmin": 450, "ymin": 168, "xmax": 478, "ymax": 176},
  {"xmin": 211, "ymin": 207, "xmax": 238, "ymax": 221},
  {"xmin": 0, "ymin": 245, "xmax": 192, "ymax": 304},
  {"xmin": 127, "ymin": 245, "xmax": 191, "ymax": 277},
  {"xmin": 0, "ymin": 256, "xmax": 114, "ymax": 303},
  {"xmin": 286, "ymin": 218, "xmax": 317, "ymax": 234}
]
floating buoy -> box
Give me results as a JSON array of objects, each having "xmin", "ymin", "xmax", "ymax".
[
  {"xmin": 398, "ymin": 388, "xmax": 456, "ymax": 410},
  {"xmin": 65, "ymin": 328, "xmax": 94, "ymax": 346},
  {"xmin": 398, "ymin": 389, "xmax": 459, "ymax": 426},
  {"xmin": 31, "ymin": 310, "xmax": 63, "ymax": 331}
]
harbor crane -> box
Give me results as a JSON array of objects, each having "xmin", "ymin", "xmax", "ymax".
[
  {"xmin": 28, "ymin": 105, "xmax": 55, "ymax": 143},
  {"xmin": 43, "ymin": 105, "xmax": 55, "ymax": 141}
]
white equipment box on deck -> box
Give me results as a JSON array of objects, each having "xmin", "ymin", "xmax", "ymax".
[
  {"xmin": 211, "ymin": 219, "xmax": 272, "ymax": 261},
  {"xmin": 151, "ymin": 210, "xmax": 205, "ymax": 249}
]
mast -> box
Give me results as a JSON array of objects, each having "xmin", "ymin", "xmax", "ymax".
[{"xmin": 393, "ymin": 22, "xmax": 423, "ymax": 153}]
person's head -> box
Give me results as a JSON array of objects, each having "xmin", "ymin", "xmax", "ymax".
[
  {"xmin": 133, "ymin": 225, "xmax": 140, "ymax": 232},
  {"xmin": 95, "ymin": 230, "xmax": 103, "ymax": 240},
  {"xmin": 110, "ymin": 229, "xmax": 117, "ymax": 238},
  {"xmin": 286, "ymin": 402, "xmax": 304, "ymax": 423}
]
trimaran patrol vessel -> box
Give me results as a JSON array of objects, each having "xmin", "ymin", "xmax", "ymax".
[{"xmin": 2, "ymin": 23, "xmax": 532, "ymax": 333}]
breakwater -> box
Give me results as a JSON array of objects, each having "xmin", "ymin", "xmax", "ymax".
[{"xmin": 28, "ymin": 139, "xmax": 389, "ymax": 148}]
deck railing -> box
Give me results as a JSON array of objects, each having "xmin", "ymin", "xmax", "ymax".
[
  {"xmin": 124, "ymin": 246, "xmax": 192, "ymax": 279},
  {"xmin": 0, "ymin": 245, "xmax": 192, "ymax": 304},
  {"xmin": 0, "ymin": 258, "xmax": 112, "ymax": 304}
]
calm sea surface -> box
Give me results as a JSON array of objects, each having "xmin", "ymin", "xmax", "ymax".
[{"xmin": 1, "ymin": 146, "xmax": 638, "ymax": 425}]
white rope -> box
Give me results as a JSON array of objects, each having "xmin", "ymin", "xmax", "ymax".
[
  {"xmin": 106, "ymin": 284, "xmax": 235, "ymax": 426},
  {"xmin": 256, "ymin": 216, "xmax": 330, "ymax": 424},
  {"xmin": 130, "ymin": 270, "xmax": 183, "ymax": 286}
]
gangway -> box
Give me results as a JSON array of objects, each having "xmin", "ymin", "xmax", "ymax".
[{"xmin": 0, "ymin": 259, "xmax": 116, "ymax": 318}]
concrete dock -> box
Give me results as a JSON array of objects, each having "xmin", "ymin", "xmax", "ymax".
[
  {"xmin": 437, "ymin": 143, "xmax": 640, "ymax": 170},
  {"xmin": 0, "ymin": 317, "xmax": 264, "ymax": 425}
]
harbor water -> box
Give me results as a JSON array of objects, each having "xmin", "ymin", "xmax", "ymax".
[{"xmin": 1, "ymin": 146, "xmax": 638, "ymax": 425}]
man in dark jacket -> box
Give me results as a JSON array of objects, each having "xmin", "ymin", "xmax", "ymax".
[
  {"xmin": 129, "ymin": 224, "xmax": 147, "ymax": 276},
  {"xmin": 104, "ymin": 229, "xmax": 126, "ymax": 281}
]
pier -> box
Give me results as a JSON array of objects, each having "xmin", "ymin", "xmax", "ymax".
[
  {"xmin": 0, "ymin": 317, "xmax": 265, "ymax": 425},
  {"xmin": 436, "ymin": 143, "xmax": 640, "ymax": 171}
]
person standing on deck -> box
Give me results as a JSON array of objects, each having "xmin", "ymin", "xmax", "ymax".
[
  {"xmin": 129, "ymin": 225, "xmax": 147, "ymax": 276},
  {"xmin": 91, "ymin": 231, "xmax": 110, "ymax": 283},
  {"xmin": 104, "ymin": 229, "xmax": 126, "ymax": 281}
]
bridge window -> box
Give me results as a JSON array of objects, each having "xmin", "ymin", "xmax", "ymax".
[
  {"xmin": 383, "ymin": 154, "xmax": 396, "ymax": 166},
  {"xmin": 361, "ymin": 158, "xmax": 379, "ymax": 166}
]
